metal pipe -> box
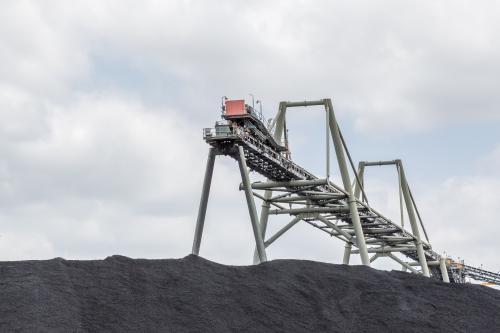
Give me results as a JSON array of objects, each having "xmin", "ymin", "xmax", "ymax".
[
  {"xmin": 316, "ymin": 215, "xmax": 353, "ymax": 240},
  {"xmin": 274, "ymin": 102, "xmax": 287, "ymax": 142},
  {"xmin": 351, "ymin": 246, "xmax": 417, "ymax": 254},
  {"xmin": 253, "ymin": 103, "xmax": 288, "ymax": 263},
  {"xmin": 269, "ymin": 206, "xmax": 351, "ymax": 215},
  {"xmin": 326, "ymin": 99, "xmax": 370, "ymax": 266},
  {"xmin": 330, "ymin": 227, "xmax": 404, "ymax": 237},
  {"xmin": 253, "ymin": 190, "xmax": 273, "ymax": 264},
  {"xmin": 387, "ymin": 253, "xmax": 419, "ymax": 274},
  {"xmin": 398, "ymin": 160, "xmax": 430, "ymax": 277},
  {"xmin": 284, "ymin": 100, "xmax": 325, "ymax": 107},
  {"xmin": 251, "ymin": 191, "xmax": 285, "ymax": 210},
  {"xmin": 408, "ymin": 260, "xmax": 440, "ymax": 267},
  {"xmin": 440, "ymin": 256, "xmax": 450, "ymax": 283},
  {"xmin": 300, "ymin": 190, "xmax": 347, "ymax": 197},
  {"xmin": 342, "ymin": 243, "xmax": 352, "ymax": 264},
  {"xmin": 192, "ymin": 148, "xmax": 216, "ymax": 255},
  {"xmin": 267, "ymin": 101, "xmax": 287, "ymax": 142},
  {"xmin": 270, "ymin": 194, "xmax": 345, "ymax": 203},
  {"xmin": 397, "ymin": 163, "xmax": 405, "ymax": 228},
  {"xmin": 339, "ymin": 129, "xmax": 369, "ymax": 205},
  {"xmin": 326, "ymin": 106, "xmax": 330, "ymax": 179},
  {"xmin": 370, "ymin": 253, "xmax": 380, "ymax": 263},
  {"xmin": 237, "ymin": 145, "xmax": 267, "ymax": 263},
  {"xmin": 408, "ymin": 187, "xmax": 430, "ymax": 242},
  {"xmin": 353, "ymin": 163, "xmax": 365, "ymax": 200},
  {"xmin": 251, "ymin": 178, "xmax": 329, "ymax": 189},
  {"xmin": 264, "ymin": 215, "xmax": 302, "ymax": 247},
  {"xmin": 326, "ymin": 180, "xmax": 350, "ymax": 196},
  {"xmin": 356, "ymin": 201, "xmax": 431, "ymax": 248},
  {"xmin": 362, "ymin": 160, "xmax": 398, "ymax": 166}
]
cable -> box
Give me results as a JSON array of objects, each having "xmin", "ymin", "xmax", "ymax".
[
  {"xmin": 337, "ymin": 126, "xmax": 369, "ymax": 205},
  {"xmin": 408, "ymin": 187, "xmax": 430, "ymax": 242}
]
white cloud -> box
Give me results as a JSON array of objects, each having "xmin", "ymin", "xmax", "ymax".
[
  {"xmin": 0, "ymin": 1, "xmax": 90, "ymax": 96},
  {"xmin": 0, "ymin": 92, "xmax": 208, "ymax": 259},
  {"xmin": 421, "ymin": 175, "xmax": 500, "ymax": 271},
  {"xmin": 0, "ymin": 0, "xmax": 499, "ymax": 270}
]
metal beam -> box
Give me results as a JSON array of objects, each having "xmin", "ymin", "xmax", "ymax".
[
  {"xmin": 326, "ymin": 99, "xmax": 370, "ymax": 266},
  {"xmin": 362, "ymin": 160, "xmax": 398, "ymax": 166},
  {"xmin": 264, "ymin": 215, "xmax": 303, "ymax": 247},
  {"xmin": 237, "ymin": 145, "xmax": 267, "ymax": 263},
  {"xmin": 370, "ymin": 253, "xmax": 380, "ymax": 263},
  {"xmin": 284, "ymin": 100, "xmax": 326, "ymax": 107},
  {"xmin": 192, "ymin": 148, "xmax": 216, "ymax": 255},
  {"xmin": 440, "ymin": 256, "xmax": 450, "ymax": 283},
  {"xmin": 352, "ymin": 246, "xmax": 417, "ymax": 254},
  {"xmin": 408, "ymin": 260, "xmax": 440, "ymax": 267},
  {"xmin": 387, "ymin": 253, "xmax": 419, "ymax": 274},
  {"xmin": 397, "ymin": 163, "xmax": 405, "ymax": 228},
  {"xmin": 251, "ymin": 178, "xmax": 329, "ymax": 189},
  {"xmin": 253, "ymin": 189, "xmax": 273, "ymax": 264},
  {"xmin": 316, "ymin": 215, "xmax": 353, "ymax": 240},
  {"xmin": 353, "ymin": 162, "xmax": 365, "ymax": 200},
  {"xmin": 342, "ymin": 243, "xmax": 352, "ymax": 264},
  {"xmin": 398, "ymin": 160, "xmax": 430, "ymax": 277},
  {"xmin": 269, "ymin": 206, "xmax": 351, "ymax": 215}
]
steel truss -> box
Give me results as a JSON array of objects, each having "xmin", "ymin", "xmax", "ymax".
[{"xmin": 192, "ymin": 98, "xmax": 500, "ymax": 285}]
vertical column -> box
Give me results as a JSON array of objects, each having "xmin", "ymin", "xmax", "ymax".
[
  {"xmin": 342, "ymin": 243, "xmax": 352, "ymax": 264},
  {"xmin": 326, "ymin": 99, "xmax": 370, "ymax": 267},
  {"xmin": 253, "ymin": 190, "xmax": 272, "ymax": 264},
  {"xmin": 353, "ymin": 163, "xmax": 365, "ymax": 200},
  {"xmin": 397, "ymin": 163, "xmax": 405, "ymax": 228},
  {"xmin": 253, "ymin": 103, "xmax": 287, "ymax": 263},
  {"xmin": 398, "ymin": 160, "xmax": 430, "ymax": 277},
  {"xmin": 440, "ymin": 256, "xmax": 450, "ymax": 283},
  {"xmin": 237, "ymin": 145, "xmax": 267, "ymax": 263},
  {"xmin": 326, "ymin": 106, "xmax": 331, "ymax": 179},
  {"xmin": 192, "ymin": 148, "xmax": 217, "ymax": 255}
]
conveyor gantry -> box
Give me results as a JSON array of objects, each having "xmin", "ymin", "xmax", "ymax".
[{"xmin": 192, "ymin": 97, "xmax": 500, "ymax": 286}]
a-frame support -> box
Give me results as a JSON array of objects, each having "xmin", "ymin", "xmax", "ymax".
[
  {"xmin": 192, "ymin": 147, "xmax": 216, "ymax": 256},
  {"xmin": 355, "ymin": 159, "xmax": 430, "ymax": 277},
  {"xmin": 255, "ymin": 99, "xmax": 371, "ymax": 266},
  {"xmin": 237, "ymin": 145, "xmax": 268, "ymax": 262},
  {"xmin": 191, "ymin": 146, "xmax": 268, "ymax": 263}
]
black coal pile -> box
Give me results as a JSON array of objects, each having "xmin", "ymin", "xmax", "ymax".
[{"xmin": 0, "ymin": 255, "xmax": 499, "ymax": 332}]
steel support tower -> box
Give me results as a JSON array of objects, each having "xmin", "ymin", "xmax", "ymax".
[{"xmin": 192, "ymin": 97, "xmax": 500, "ymax": 285}]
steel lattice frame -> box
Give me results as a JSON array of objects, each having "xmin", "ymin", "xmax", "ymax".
[{"xmin": 192, "ymin": 98, "xmax": 500, "ymax": 285}]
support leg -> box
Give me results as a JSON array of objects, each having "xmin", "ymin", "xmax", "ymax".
[
  {"xmin": 342, "ymin": 243, "xmax": 352, "ymax": 264},
  {"xmin": 397, "ymin": 164, "xmax": 405, "ymax": 228},
  {"xmin": 253, "ymin": 190, "xmax": 272, "ymax": 264},
  {"xmin": 265, "ymin": 215, "xmax": 302, "ymax": 248},
  {"xmin": 398, "ymin": 160, "xmax": 430, "ymax": 277},
  {"xmin": 387, "ymin": 253, "xmax": 419, "ymax": 274},
  {"xmin": 369, "ymin": 253, "xmax": 379, "ymax": 263},
  {"xmin": 237, "ymin": 145, "xmax": 267, "ymax": 263},
  {"xmin": 192, "ymin": 148, "xmax": 216, "ymax": 255},
  {"xmin": 439, "ymin": 256, "xmax": 450, "ymax": 283},
  {"xmin": 353, "ymin": 163, "xmax": 365, "ymax": 200},
  {"xmin": 326, "ymin": 99, "xmax": 370, "ymax": 266}
]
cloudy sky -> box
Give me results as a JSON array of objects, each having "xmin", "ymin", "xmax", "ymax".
[{"xmin": 1, "ymin": 1, "xmax": 499, "ymax": 275}]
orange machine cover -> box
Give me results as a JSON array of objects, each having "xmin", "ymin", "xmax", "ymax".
[{"xmin": 225, "ymin": 100, "xmax": 246, "ymax": 116}]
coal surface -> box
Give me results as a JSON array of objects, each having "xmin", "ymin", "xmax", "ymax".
[{"xmin": 0, "ymin": 255, "xmax": 499, "ymax": 332}]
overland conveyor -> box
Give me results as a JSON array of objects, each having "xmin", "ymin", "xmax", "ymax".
[
  {"xmin": 193, "ymin": 97, "xmax": 500, "ymax": 285},
  {"xmin": 202, "ymin": 117, "xmax": 444, "ymax": 280}
]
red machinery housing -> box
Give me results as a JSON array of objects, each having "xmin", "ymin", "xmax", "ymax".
[{"xmin": 224, "ymin": 99, "xmax": 247, "ymax": 117}]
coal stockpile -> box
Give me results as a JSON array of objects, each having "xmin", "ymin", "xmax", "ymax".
[{"xmin": 0, "ymin": 255, "xmax": 499, "ymax": 332}]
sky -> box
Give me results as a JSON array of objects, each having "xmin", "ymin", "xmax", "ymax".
[{"xmin": 0, "ymin": 0, "xmax": 499, "ymax": 277}]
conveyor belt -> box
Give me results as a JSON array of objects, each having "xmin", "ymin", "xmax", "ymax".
[{"xmin": 201, "ymin": 108, "xmax": 499, "ymax": 285}]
